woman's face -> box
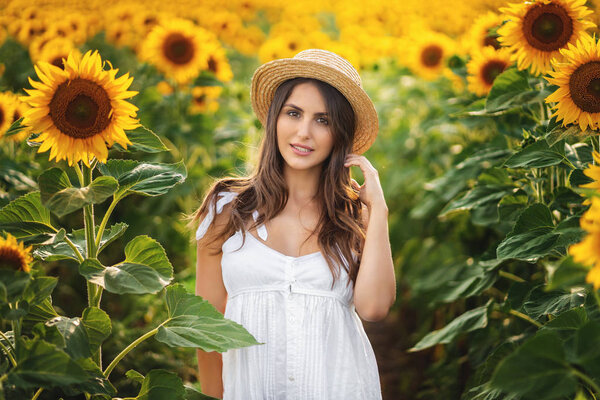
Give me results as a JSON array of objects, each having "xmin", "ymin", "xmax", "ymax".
[{"xmin": 276, "ymin": 81, "xmax": 334, "ymax": 174}]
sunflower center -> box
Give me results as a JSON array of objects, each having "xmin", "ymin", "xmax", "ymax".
[
  {"xmin": 481, "ymin": 60, "xmax": 508, "ymax": 86},
  {"xmin": 569, "ymin": 61, "xmax": 600, "ymax": 113},
  {"xmin": 194, "ymin": 94, "xmax": 206, "ymax": 105},
  {"xmin": 421, "ymin": 45, "xmax": 443, "ymax": 67},
  {"xmin": 0, "ymin": 246, "xmax": 26, "ymax": 271},
  {"xmin": 522, "ymin": 3, "xmax": 573, "ymax": 51},
  {"xmin": 51, "ymin": 56, "xmax": 65, "ymax": 69},
  {"xmin": 49, "ymin": 77, "xmax": 112, "ymax": 139},
  {"xmin": 163, "ymin": 33, "xmax": 194, "ymax": 65},
  {"xmin": 208, "ymin": 57, "xmax": 217, "ymax": 73},
  {"xmin": 484, "ymin": 32, "xmax": 501, "ymax": 50}
]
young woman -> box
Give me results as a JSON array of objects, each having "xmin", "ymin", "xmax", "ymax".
[{"xmin": 193, "ymin": 49, "xmax": 395, "ymax": 399}]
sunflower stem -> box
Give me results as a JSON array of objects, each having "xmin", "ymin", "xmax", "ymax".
[
  {"xmin": 0, "ymin": 329, "xmax": 15, "ymax": 354},
  {"xmin": 508, "ymin": 309, "xmax": 543, "ymax": 328},
  {"xmin": 103, "ymin": 327, "xmax": 158, "ymax": 379},
  {"xmin": 0, "ymin": 337, "xmax": 16, "ymax": 367},
  {"xmin": 94, "ymin": 196, "xmax": 119, "ymax": 251},
  {"xmin": 63, "ymin": 236, "xmax": 84, "ymax": 263},
  {"xmin": 571, "ymin": 367, "xmax": 600, "ymax": 396},
  {"xmin": 31, "ymin": 388, "xmax": 43, "ymax": 400}
]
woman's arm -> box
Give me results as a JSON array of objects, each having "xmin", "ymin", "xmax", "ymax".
[
  {"xmin": 344, "ymin": 154, "xmax": 396, "ymax": 322},
  {"xmin": 195, "ymin": 206, "xmax": 231, "ymax": 399},
  {"xmin": 353, "ymin": 202, "xmax": 396, "ymax": 322}
]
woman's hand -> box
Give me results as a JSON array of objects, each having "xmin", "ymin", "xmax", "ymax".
[{"xmin": 344, "ymin": 154, "xmax": 387, "ymax": 212}]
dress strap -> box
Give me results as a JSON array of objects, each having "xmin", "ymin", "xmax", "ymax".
[{"xmin": 195, "ymin": 191, "xmax": 268, "ymax": 241}]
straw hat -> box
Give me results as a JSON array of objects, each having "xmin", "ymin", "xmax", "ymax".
[{"xmin": 250, "ymin": 49, "xmax": 379, "ymax": 155}]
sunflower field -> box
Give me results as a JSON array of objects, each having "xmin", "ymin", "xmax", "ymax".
[{"xmin": 2, "ymin": 0, "xmax": 600, "ymax": 398}]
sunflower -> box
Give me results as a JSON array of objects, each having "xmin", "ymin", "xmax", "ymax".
[
  {"xmin": 189, "ymin": 86, "xmax": 222, "ymax": 114},
  {"xmin": 3, "ymin": 91, "xmax": 32, "ymax": 142},
  {"xmin": 569, "ymin": 196, "xmax": 600, "ymax": 288},
  {"xmin": 463, "ymin": 12, "xmax": 504, "ymax": 54},
  {"xmin": 140, "ymin": 18, "xmax": 214, "ymax": 85},
  {"xmin": 0, "ymin": 234, "xmax": 33, "ymax": 273},
  {"xmin": 20, "ymin": 50, "xmax": 140, "ymax": 166},
  {"xmin": 205, "ymin": 44, "xmax": 233, "ymax": 83},
  {"xmin": 545, "ymin": 34, "xmax": 600, "ymax": 131},
  {"xmin": 0, "ymin": 92, "xmax": 16, "ymax": 139},
  {"xmin": 467, "ymin": 47, "xmax": 513, "ymax": 96},
  {"xmin": 404, "ymin": 31, "xmax": 456, "ymax": 81},
  {"xmin": 498, "ymin": 0, "xmax": 596, "ymax": 76},
  {"xmin": 31, "ymin": 37, "xmax": 79, "ymax": 69},
  {"xmin": 580, "ymin": 151, "xmax": 600, "ymax": 190}
]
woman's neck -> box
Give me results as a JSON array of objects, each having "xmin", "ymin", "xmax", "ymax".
[{"xmin": 283, "ymin": 165, "xmax": 321, "ymax": 205}]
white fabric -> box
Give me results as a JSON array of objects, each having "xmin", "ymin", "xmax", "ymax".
[
  {"xmin": 200, "ymin": 191, "xmax": 383, "ymax": 399},
  {"xmin": 195, "ymin": 191, "xmax": 268, "ymax": 241}
]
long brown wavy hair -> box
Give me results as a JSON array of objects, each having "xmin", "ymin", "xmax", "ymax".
[{"xmin": 190, "ymin": 77, "xmax": 366, "ymax": 289}]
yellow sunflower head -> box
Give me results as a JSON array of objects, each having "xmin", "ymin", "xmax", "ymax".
[
  {"xmin": 140, "ymin": 18, "xmax": 215, "ymax": 85},
  {"xmin": 404, "ymin": 31, "xmax": 456, "ymax": 81},
  {"xmin": 463, "ymin": 11, "xmax": 504, "ymax": 54},
  {"xmin": 0, "ymin": 92, "xmax": 16, "ymax": 139},
  {"xmin": 545, "ymin": 34, "xmax": 600, "ymax": 131},
  {"xmin": 0, "ymin": 234, "xmax": 33, "ymax": 273},
  {"xmin": 20, "ymin": 50, "xmax": 140, "ymax": 167},
  {"xmin": 205, "ymin": 44, "xmax": 233, "ymax": 83},
  {"xmin": 467, "ymin": 47, "xmax": 514, "ymax": 97},
  {"xmin": 189, "ymin": 86, "xmax": 223, "ymax": 114},
  {"xmin": 498, "ymin": 0, "xmax": 596, "ymax": 76},
  {"xmin": 580, "ymin": 151, "xmax": 600, "ymax": 190}
]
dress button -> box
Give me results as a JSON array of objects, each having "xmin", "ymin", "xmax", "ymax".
[{"xmin": 288, "ymin": 376, "xmax": 295, "ymax": 381}]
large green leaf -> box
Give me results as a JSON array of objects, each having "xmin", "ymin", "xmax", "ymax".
[
  {"xmin": 574, "ymin": 321, "xmax": 600, "ymax": 378},
  {"xmin": 546, "ymin": 256, "xmax": 588, "ymax": 291},
  {"xmin": 38, "ymin": 168, "xmax": 118, "ymax": 217},
  {"xmin": 45, "ymin": 316, "xmax": 92, "ymax": 360},
  {"xmin": 0, "ymin": 192, "xmax": 55, "ymax": 240},
  {"xmin": 7, "ymin": 337, "xmax": 88, "ymax": 388},
  {"xmin": 34, "ymin": 223, "xmax": 128, "ymax": 262},
  {"xmin": 22, "ymin": 276, "xmax": 57, "ymax": 306},
  {"xmin": 81, "ymin": 307, "xmax": 111, "ymax": 352},
  {"xmin": 490, "ymin": 331, "xmax": 576, "ymax": 399},
  {"xmin": 63, "ymin": 357, "xmax": 117, "ymax": 397},
  {"xmin": 79, "ymin": 236, "xmax": 173, "ymax": 294},
  {"xmin": 503, "ymin": 139, "xmax": 567, "ymax": 169},
  {"xmin": 485, "ymin": 68, "xmax": 546, "ymax": 113},
  {"xmin": 542, "ymin": 308, "xmax": 588, "ymax": 333},
  {"xmin": 135, "ymin": 369, "xmax": 185, "ymax": 400},
  {"xmin": 112, "ymin": 125, "xmax": 169, "ymax": 153},
  {"xmin": 409, "ymin": 300, "xmax": 493, "ymax": 352},
  {"xmin": 156, "ymin": 284, "xmax": 262, "ymax": 352},
  {"xmin": 97, "ymin": 159, "xmax": 186, "ymax": 199}
]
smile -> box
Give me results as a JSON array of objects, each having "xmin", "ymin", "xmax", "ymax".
[{"xmin": 290, "ymin": 144, "xmax": 313, "ymax": 155}]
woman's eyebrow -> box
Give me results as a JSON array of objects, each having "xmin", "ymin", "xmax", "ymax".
[{"xmin": 284, "ymin": 103, "xmax": 328, "ymax": 116}]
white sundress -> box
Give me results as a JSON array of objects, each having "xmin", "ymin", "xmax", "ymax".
[{"xmin": 196, "ymin": 191, "xmax": 383, "ymax": 400}]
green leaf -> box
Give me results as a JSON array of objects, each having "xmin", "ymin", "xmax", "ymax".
[
  {"xmin": 22, "ymin": 276, "xmax": 57, "ymax": 306},
  {"xmin": 64, "ymin": 357, "xmax": 117, "ymax": 396},
  {"xmin": 522, "ymin": 287, "xmax": 586, "ymax": 320},
  {"xmin": 81, "ymin": 307, "xmax": 111, "ymax": 352},
  {"xmin": 498, "ymin": 190, "xmax": 528, "ymax": 223},
  {"xmin": 79, "ymin": 236, "xmax": 173, "ymax": 294},
  {"xmin": 542, "ymin": 307, "xmax": 588, "ymax": 332},
  {"xmin": 503, "ymin": 140, "xmax": 566, "ymax": 169},
  {"xmin": 490, "ymin": 331, "xmax": 576, "ymax": 398},
  {"xmin": 7, "ymin": 337, "xmax": 88, "ymax": 388},
  {"xmin": 184, "ymin": 384, "xmax": 220, "ymax": 399},
  {"xmin": 3, "ymin": 117, "xmax": 25, "ymax": 139},
  {"xmin": 34, "ymin": 223, "xmax": 128, "ymax": 262},
  {"xmin": 98, "ymin": 160, "xmax": 186, "ymax": 199},
  {"xmin": 38, "ymin": 168, "xmax": 118, "ymax": 217},
  {"xmin": 112, "ymin": 125, "xmax": 169, "ymax": 153},
  {"xmin": 574, "ymin": 321, "xmax": 600, "ymax": 378},
  {"xmin": 156, "ymin": 284, "xmax": 262, "ymax": 352},
  {"xmin": 0, "ymin": 192, "xmax": 55, "ymax": 240},
  {"xmin": 409, "ymin": 300, "xmax": 492, "ymax": 352},
  {"xmin": 546, "ymin": 256, "xmax": 588, "ymax": 291},
  {"xmin": 485, "ymin": 68, "xmax": 532, "ymax": 112},
  {"xmin": 135, "ymin": 369, "xmax": 185, "ymax": 400},
  {"xmin": 126, "ymin": 369, "xmax": 145, "ymax": 384},
  {"xmin": 441, "ymin": 185, "xmax": 514, "ymax": 216},
  {"xmin": 45, "ymin": 316, "xmax": 92, "ymax": 360}
]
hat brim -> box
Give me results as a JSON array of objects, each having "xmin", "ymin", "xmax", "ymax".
[{"xmin": 251, "ymin": 58, "xmax": 378, "ymax": 155}]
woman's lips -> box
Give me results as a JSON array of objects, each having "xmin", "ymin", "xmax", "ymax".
[{"xmin": 290, "ymin": 144, "xmax": 314, "ymax": 155}]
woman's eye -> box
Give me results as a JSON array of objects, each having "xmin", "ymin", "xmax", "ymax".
[
  {"xmin": 287, "ymin": 111, "xmax": 299, "ymax": 117},
  {"xmin": 318, "ymin": 118, "xmax": 329, "ymax": 125}
]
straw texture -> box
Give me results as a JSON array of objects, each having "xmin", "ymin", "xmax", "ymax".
[{"xmin": 250, "ymin": 49, "xmax": 379, "ymax": 155}]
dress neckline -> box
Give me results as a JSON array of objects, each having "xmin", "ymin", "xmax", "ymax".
[{"xmin": 243, "ymin": 229, "xmax": 323, "ymax": 261}]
